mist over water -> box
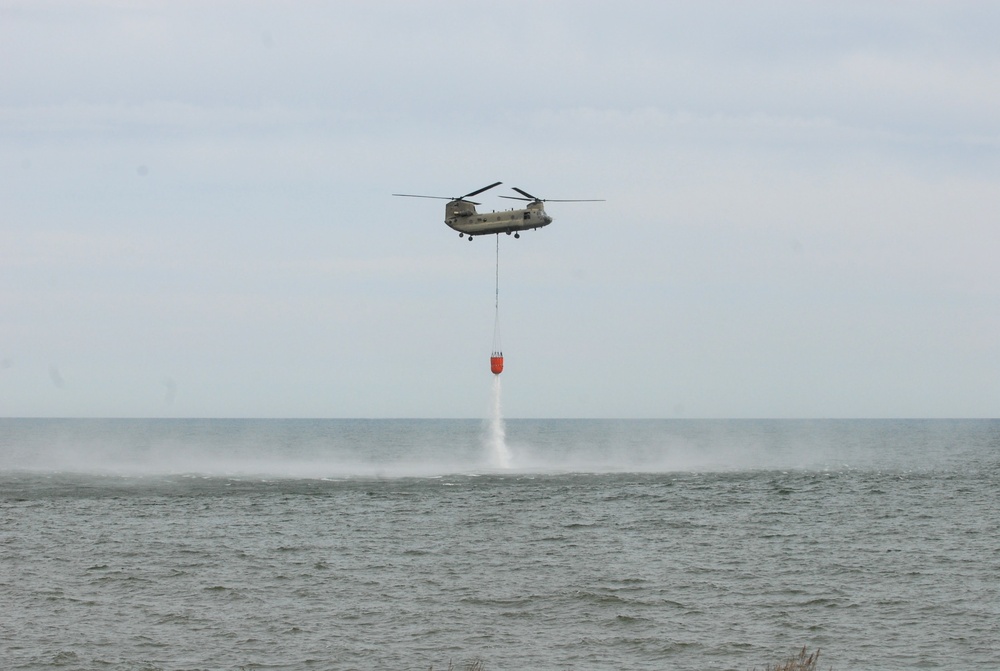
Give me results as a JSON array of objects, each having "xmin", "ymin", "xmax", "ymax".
[{"xmin": 0, "ymin": 418, "xmax": 993, "ymax": 478}]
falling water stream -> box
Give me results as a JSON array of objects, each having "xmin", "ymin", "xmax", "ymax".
[{"xmin": 487, "ymin": 375, "xmax": 511, "ymax": 468}]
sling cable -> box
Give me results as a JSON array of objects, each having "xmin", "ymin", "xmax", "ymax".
[{"xmin": 490, "ymin": 234, "xmax": 504, "ymax": 375}]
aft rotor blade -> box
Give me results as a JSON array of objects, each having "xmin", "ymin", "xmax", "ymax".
[
  {"xmin": 392, "ymin": 193, "xmax": 481, "ymax": 205},
  {"xmin": 461, "ymin": 181, "xmax": 502, "ymax": 200},
  {"xmin": 392, "ymin": 193, "xmax": 455, "ymax": 200}
]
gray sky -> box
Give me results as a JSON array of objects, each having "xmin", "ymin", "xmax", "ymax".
[{"xmin": 2, "ymin": 0, "xmax": 998, "ymax": 418}]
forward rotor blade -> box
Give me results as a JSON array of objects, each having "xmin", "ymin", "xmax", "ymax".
[
  {"xmin": 512, "ymin": 187, "xmax": 538, "ymax": 200},
  {"xmin": 461, "ymin": 181, "xmax": 503, "ymax": 200},
  {"xmin": 501, "ymin": 190, "xmax": 606, "ymax": 203}
]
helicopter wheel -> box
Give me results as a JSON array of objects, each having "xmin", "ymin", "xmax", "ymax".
[
  {"xmin": 505, "ymin": 231, "xmax": 511, "ymax": 235},
  {"xmin": 459, "ymin": 233, "xmax": 464, "ymax": 238},
  {"xmin": 514, "ymin": 233, "xmax": 520, "ymax": 239},
  {"xmin": 468, "ymin": 235, "xmax": 473, "ymax": 241}
]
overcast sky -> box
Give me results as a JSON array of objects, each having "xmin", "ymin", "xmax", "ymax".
[{"xmin": 2, "ymin": 1, "xmax": 998, "ymax": 418}]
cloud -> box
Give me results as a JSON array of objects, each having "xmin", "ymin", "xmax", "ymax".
[{"xmin": 2, "ymin": 1, "xmax": 998, "ymax": 417}]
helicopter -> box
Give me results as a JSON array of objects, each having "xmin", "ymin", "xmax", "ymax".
[{"xmin": 393, "ymin": 182, "xmax": 603, "ymax": 240}]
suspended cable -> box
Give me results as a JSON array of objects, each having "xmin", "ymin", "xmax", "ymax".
[{"xmin": 490, "ymin": 234, "xmax": 503, "ymax": 375}]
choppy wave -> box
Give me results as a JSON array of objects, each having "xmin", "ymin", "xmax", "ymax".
[{"xmin": 1, "ymin": 419, "xmax": 998, "ymax": 670}]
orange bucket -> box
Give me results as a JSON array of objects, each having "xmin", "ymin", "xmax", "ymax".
[{"xmin": 490, "ymin": 355, "xmax": 504, "ymax": 375}]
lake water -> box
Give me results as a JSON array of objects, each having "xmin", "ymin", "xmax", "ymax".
[{"xmin": 1, "ymin": 418, "xmax": 997, "ymax": 670}]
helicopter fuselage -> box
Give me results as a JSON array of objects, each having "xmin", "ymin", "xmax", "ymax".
[{"xmin": 445, "ymin": 200, "xmax": 553, "ymax": 237}]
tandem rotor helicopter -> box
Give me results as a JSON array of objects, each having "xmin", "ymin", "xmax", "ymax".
[{"xmin": 393, "ymin": 182, "xmax": 603, "ymax": 239}]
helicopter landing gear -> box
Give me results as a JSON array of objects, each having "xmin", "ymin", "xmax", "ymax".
[
  {"xmin": 514, "ymin": 233, "xmax": 520, "ymax": 239},
  {"xmin": 468, "ymin": 235, "xmax": 473, "ymax": 241},
  {"xmin": 459, "ymin": 233, "xmax": 464, "ymax": 238}
]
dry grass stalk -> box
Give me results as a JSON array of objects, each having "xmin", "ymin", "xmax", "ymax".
[
  {"xmin": 428, "ymin": 659, "xmax": 485, "ymax": 671},
  {"xmin": 757, "ymin": 646, "xmax": 822, "ymax": 671}
]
